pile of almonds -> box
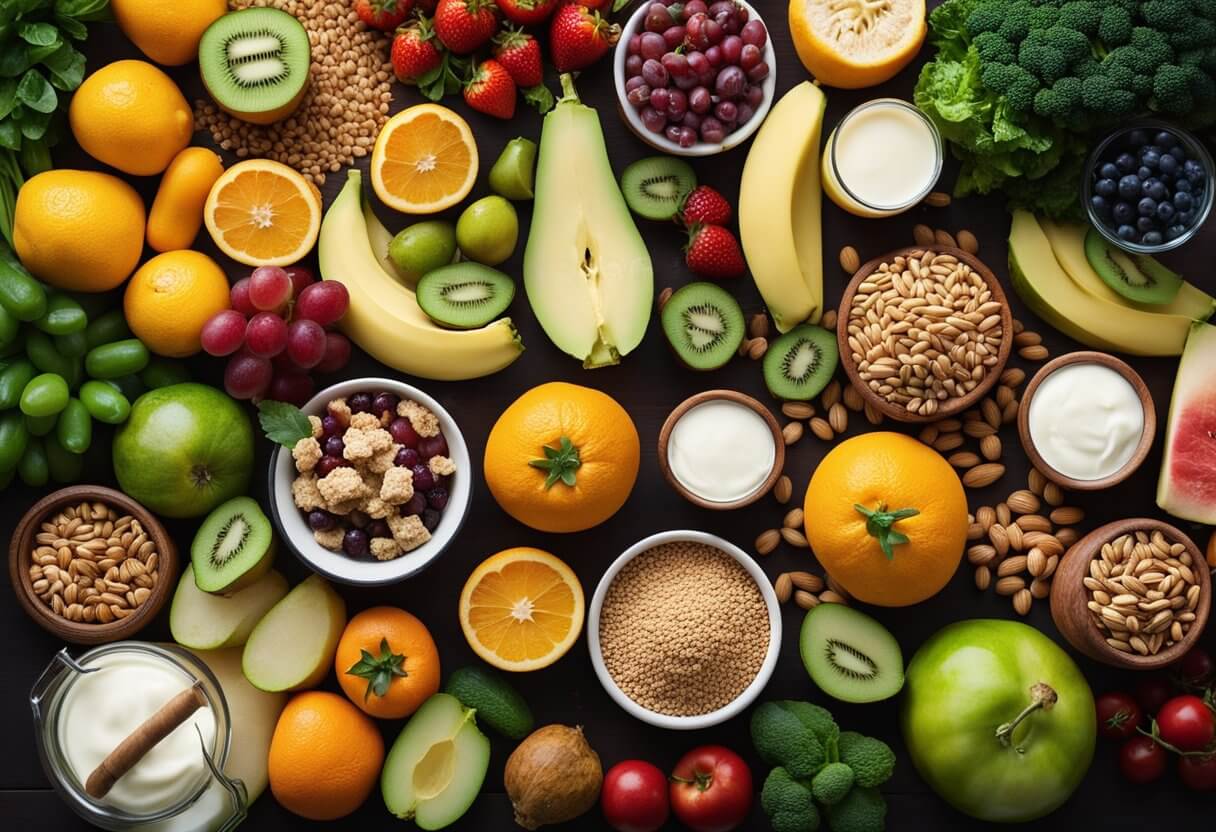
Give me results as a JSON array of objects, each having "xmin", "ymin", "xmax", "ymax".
[{"xmin": 753, "ymin": 484, "xmax": 851, "ymax": 609}]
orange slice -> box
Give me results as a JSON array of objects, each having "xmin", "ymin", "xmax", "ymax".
[
  {"xmin": 458, "ymin": 547, "xmax": 584, "ymax": 672},
  {"xmin": 789, "ymin": 0, "xmax": 926, "ymax": 89},
  {"xmin": 371, "ymin": 104, "xmax": 478, "ymax": 214},
  {"xmin": 204, "ymin": 159, "xmax": 321, "ymax": 267}
]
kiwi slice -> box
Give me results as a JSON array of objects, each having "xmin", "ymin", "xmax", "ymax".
[
  {"xmin": 417, "ymin": 262, "xmax": 515, "ymax": 329},
  {"xmin": 763, "ymin": 324, "xmax": 838, "ymax": 401},
  {"xmin": 199, "ymin": 8, "xmax": 310, "ymax": 126},
  {"xmin": 620, "ymin": 156, "xmax": 697, "ymax": 221},
  {"xmin": 1084, "ymin": 226, "xmax": 1182, "ymax": 305},
  {"xmin": 191, "ymin": 496, "xmax": 274, "ymax": 595},
  {"xmin": 799, "ymin": 603, "xmax": 904, "ymax": 703},
  {"xmin": 660, "ymin": 282, "xmax": 744, "ymax": 370}
]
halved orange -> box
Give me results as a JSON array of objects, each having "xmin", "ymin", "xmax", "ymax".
[
  {"xmin": 371, "ymin": 104, "xmax": 478, "ymax": 214},
  {"xmin": 204, "ymin": 159, "xmax": 321, "ymax": 267},
  {"xmin": 458, "ymin": 547, "xmax": 584, "ymax": 672}
]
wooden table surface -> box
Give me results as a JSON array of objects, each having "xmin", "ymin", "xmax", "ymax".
[{"xmin": 2, "ymin": 3, "xmax": 1214, "ymax": 830}]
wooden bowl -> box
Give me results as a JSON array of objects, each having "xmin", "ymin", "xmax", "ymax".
[
  {"xmin": 1050, "ymin": 518, "xmax": 1210, "ymax": 670},
  {"xmin": 836, "ymin": 245, "xmax": 1014, "ymax": 423},
  {"xmin": 1017, "ymin": 351, "xmax": 1156, "ymax": 491},
  {"xmin": 657, "ymin": 390, "xmax": 785, "ymax": 510},
  {"xmin": 9, "ymin": 486, "xmax": 178, "ymax": 645}
]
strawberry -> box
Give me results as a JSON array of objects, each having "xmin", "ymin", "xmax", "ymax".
[
  {"xmin": 492, "ymin": 27, "xmax": 543, "ymax": 87},
  {"xmin": 494, "ymin": 0, "xmax": 559, "ymax": 26},
  {"xmin": 354, "ymin": 0, "xmax": 415, "ymax": 31},
  {"xmin": 434, "ymin": 0, "xmax": 499, "ymax": 54},
  {"xmin": 464, "ymin": 59, "xmax": 517, "ymax": 119},
  {"xmin": 680, "ymin": 186, "xmax": 732, "ymax": 227},
  {"xmin": 685, "ymin": 224, "xmax": 745, "ymax": 278},
  {"xmin": 549, "ymin": 4, "xmax": 620, "ymax": 73},
  {"xmin": 570, "ymin": 0, "xmax": 613, "ymax": 10},
  {"xmin": 391, "ymin": 16, "xmax": 444, "ymax": 84}
]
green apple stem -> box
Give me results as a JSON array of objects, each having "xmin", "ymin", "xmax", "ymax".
[{"xmin": 996, "ymin": 682, "xmax": 1058, "ymax": 752}]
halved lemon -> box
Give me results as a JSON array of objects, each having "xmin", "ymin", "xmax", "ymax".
[
  {"xmin": 458, "ymin": 547, "xmax": 584, "ymax": 672},
  {"xmin": 204, "ymin": 159, "xmax": 321, "ymax": 267},
  {"xmin": 371, "ymin": 104, "xmax": 478, "ymax": 214},
  {"xmin": 789, "ymin": 0, "xmax": 926, "ymax": 89}
]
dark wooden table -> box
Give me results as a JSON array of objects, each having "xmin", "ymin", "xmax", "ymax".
[{"xmin": 3, "ymin": 4, "xmax": 1214, "ymax": 830}]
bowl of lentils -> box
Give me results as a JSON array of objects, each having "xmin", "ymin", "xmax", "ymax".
[
  {"xmin": 587, "ymin": 530, "xmax": 781, "ymax": 729},
  {"xmin": 1084, "ymin": 123, "xmax": 1213, "ymax": 253}
]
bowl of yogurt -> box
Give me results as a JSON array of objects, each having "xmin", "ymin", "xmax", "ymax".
[
  {"xmin": 658, "ymin": 390, "xmax": 784, "ymax": 509},
  {"xmin": 1018, "ymin": 351, "xmax": 1157, "ymax": 491}
]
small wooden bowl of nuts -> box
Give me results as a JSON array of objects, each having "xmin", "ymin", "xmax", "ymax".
[
  {"xmin": 9, "ymin": 486, "xmax": 177, "ymax": 645},
  {"xmin": 836, "ymin": 245, "xmax": 1014, "ymax": 423},
  {"xmin": 1049, "ymin": 518, "xmax": 1210, "ymax": 669}
]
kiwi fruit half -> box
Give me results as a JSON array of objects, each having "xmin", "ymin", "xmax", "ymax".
[
  {"xmin": 199, "ymin": 8, "xmax": 310, "ymax": 126},
  {"xmin": 763, "ymin": 324, "xmax": 838, "ymax": 400},
  {"xmin": 660, "ymin": 282, "xmax": 744, "ymax": 370},
  {"xmin": 417, "ymin": 262, "xmax": 515, "ymax": 329},
  {"xmin": 1084, "ymin": 226, "xmax": 1182, "ymax": 305},
  {"xmin": 799, "ymin": 603, "xmax": 904, "ymax": 703},
  {"xmin": 620, "ymin": 156, "xmax": 697, "ymax": 221},
  {"xmin": 191, "ymin": 496, "xmax": 274, "ymax": 595}
]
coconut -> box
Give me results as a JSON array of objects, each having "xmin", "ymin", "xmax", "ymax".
[{"xmin": 504, "ymin": 724, "xmax": 603, "ymax": 829}]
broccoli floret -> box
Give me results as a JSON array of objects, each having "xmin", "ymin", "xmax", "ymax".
[
  {"xmin": 1169, "ymin": 19, "xmax": 1216, "ymax": 51},
  {"xmin": 1152, "ymin": 62, "xmax": 1197, "ymax": 111},
  {"xmin": 751, "ymin": 702, "xmax": 828, "ymax": 780},
  {"xmin": 1098, "ymin": 4, "xmax": 1134, "ymax": 45},
  {"xmin": 781, "ymin": 700, "xmax": 841, "ymax": 749},
  {"xmin": 1074, "ymin": 58, "xmax": 1102, "ymax": 78},
  {"xmin": 1044, "ymin": 25, "xmax": 1092, "ymax": 63},
  {"xmin": 965, "ymin": 2, "xmax": 1006, "ymax": 36},
  {"xmin": 1028, "ymin": 4, "xmax": 1059, "ymax": 30},
  {"xmin": 762, "ymin": 768, "xmax": 820, "ymax": 832},
  {"xmin": 1142, "ymin": 0, "xmax": 1194, "ymax": 32},
  {"xmin": 837, "ymin": 732, "xmax": 896, "ymax": 788},
  {"xmin": 811, "ymin": 762, "xmax": 855, "ymax": 806},
  {"xmin": 1080, "ymin": 69, "xmax": 1139, "ymax": 112},
  {"xmin": 1034, "ymin": 76, "xmax": 1083, "ymax": 118},
  {"xmin": 974, "ymin": 31, "xmax": 1017, "ymax": 64},
  {"xmin": 1019, "ymin": 31, "xmax": 1070, "ymax": 82},
  {"xmin": 1131, "ymin": 26, "xmax": 1176, "ymax": 65},
  {"xmin": 825, "ymin": 786, "xmax": 887, "ymax": 832},
  {"xmin": 1058, "ymin": 1, "xmax": 1100, "ymax": 36},
  {"xmin": 998, "ymin": 5, "xmax": 1034, "ymax": 43}
]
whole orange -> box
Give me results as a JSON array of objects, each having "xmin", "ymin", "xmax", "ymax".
[
  {"xmin": 268, "ymin": 691, "xmax": 384, "ymax": 821},
  {"xmin": 484, "ymin": 382, "xmax": 640, "ymax": 533},
  {"xmin": 335, "ymin": 606, "xmax": 440, "ymax": 720},
  {"xmin": 123, "ymin": 250, "xmax": 229, "ymax": 357},
  {"xmin": 803, "ymin": 431, "xmax": 967, "ymax": 606}
]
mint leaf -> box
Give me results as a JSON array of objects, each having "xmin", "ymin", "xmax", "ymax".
[{"xmin": 257, "ymin": 400, "xmax": 314, "ymax": 449}]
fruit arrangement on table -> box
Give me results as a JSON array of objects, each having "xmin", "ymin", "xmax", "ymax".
[{"xmin": 5, "ymin": 0, "xmax": 1216, "ymax": 831}]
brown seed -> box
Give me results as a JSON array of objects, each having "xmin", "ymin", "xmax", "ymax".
[
  {"xmin": 1013, "ymin": 331, "xmax": 1042, "ymax": 348},
  {"xmin": 981, "ymin": 398, "xmax": 1002, "ymax": 430},
  {"xmin": 963, "ymin": 463, "xmax": 1006, "ymax": 488},
  {"xmin": 783, "ymin": 508, "xmax": 805, "ymax": 529},
  {"xmin": 748, "ymin": 312, "xmax": 770, "ymax": 339},
  {"xmin": 842, "ymin": 384, "xmax": 863, "ymax": 412},
  {"xmin": 810, "ymin": 417, "xmax": 835, "ymax": 441},
  {"xmin": 919, "ymin": 424, "xmax": 939, "ymax": 445},
  {"xmin": 996, "ymin": 502, "xmax": 1013, "ymax": 527},
  {"xmin": 1030, "ymin": 577, "xmax": 1052, "ymax": 599},
  {"xmin": 1027, "ymin": 468, "xmax": 1047, "ymax": 495},
  {"xmin": 1006, "ymin": 490, "xmax": 1040, "ymax": 515},
  {"xmin": 995, "ymin": 576, "xmax": 1026, "ymax": 596},
  {"xmin": 1042, "ymin": 482, "xmax": 1064, "ymax": 506},
  {"xmin": 657, "ymin": 287, "xmax": 673, "ymax": 311},
  {"xmin": 780, "ymin": 527, "xmax": 810, "ymax": 548},
  {"xmin": 933, "ymin": 228, "xmax": 957, "ymax": 247},
  {"xmin": 1002, "ymin": 399, "xmax": 1020, "ymax": 424},
  {"xmin": 821, "ymin": 380, "xmax": 841, "ymax": 410},
  {"xmin": 1019, "ymin": 344, "xmax": 1050, "ymax": 361},
  {"xmin": 818, "ymin": 590, "xmax": 848, "ymax": 605},
  {"xmin": 989, "ymin": 523, "xmax": 1010, "ymax": 557},
  {"xmin": 1027, "ymin": 547, "xmax": 1048, "ymax": 576},
  {"xmin": 974, "ymin": 565, "xmax": 992, "ymax": 590},
  {"xmin": 912, "ymin": 224, "xmax": 935, "ymax": 246},
  {"xmin": 979, "ymin": 434, "xmax": 1002, "ymax": 462},
  {"xmin": 956, "ymin": 229, "xmax": 979, "ymax": 254},
  {"xmin": 794, "ymin": 590, "xmax": 819, "ymax": 610},
  {"xmin": 967, "ymin": 544, "xmax": 997, "ymax": 566},
  {"xmin": 821, "ymin": 309, "xmax": 838, "ymax": 330},
  {"xmin": 976, "ymin": 506, "xmax": 996, "ymax": 531},
  {"xmin": 839, "ymin": 245, "xmax": 861, "ymax": 274},
  {"xmin": 774, "ymin": 475, "xmax": 793, "ymax": 504},
  {"xmin": 1013, "ymin": 589, "xmax": 1033, "ymax": 616},
  {"xmin": 738, "ymin": 337, "xmax": 752, "ymax": 357},
  {"xmin": 781, "ymin": 402, "xmax": 814, "ymax": 420},
  {"xmin": 963, "ymin": 420, "xmax": 997, "ymax": 439},
  {"xmin": 774, "ymin": 573, "xmax": 793, "ymax": 603},
  {"xmin": 1016, "ymin": 514, "xmax": 1053, "ymax": 534},
  {"xmin": 748, "ymin": 338, "xmax": 768, "ymax": 360},
  {"xmin": 863, "ymin": 402, "xmax": 883, "ymax": 425},
  {"xmin": 1055, "ymin": 528, "xmax": 1079, "ymax": 548},
  {"xmin": 1001, "ymin": 367, "xmax": 1027, "ymax": 388},
  {"xmin": 998, "ymin": 555, "xmax": 1028, "ymax": 577},
  {"xmin": 967, "ymin": 522, "xmax": 985, "ymax": 541},
  {"xmin": 1005, "ymin": 521, "xmax": 1025, "ymax": 551},
  {"xmin": 1050, "ymin": 506, "xmax": 1084, "ymax": 525},
  {"xmin": 755, "ymin": 529, "xmax": 780, "ymax": 555},
  {"xmin": 948, "ymin": 451, "xmax": 982, "ymax": 469},
  {"xmin": 828, "ymin": 403, "xmax": 848, "ymax": 434},
  {"xmin": 789, "ymin": 572, "xmax": 824, "ymax": 593},
  {"xmin": 924, "ymin": 191, "xmax": 952, "ymax": 208},
  {"xmin": 783, "ymin": 422, "xmax": 804, "ymax": 446},
  {"xmin": 995, "ymin": 384, "xmax": 1016, "ymax": 408},
  {"xmin": 933, "ymin": 432, "xmax": 964, "ymax": 453},
  {"xmin": 1023, "ymin": 531, "xmax": 1064, "ymax": 557}
]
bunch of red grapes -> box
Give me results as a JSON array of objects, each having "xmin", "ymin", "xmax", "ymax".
[{"xmin": 200, "ymin": 266, "xmax": 351, "ymax": 405}]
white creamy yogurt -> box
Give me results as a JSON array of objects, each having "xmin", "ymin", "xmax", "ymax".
[
  {"xmin": 1027, "ymin": 362, "xmax": 1144, "ymax": 480},
  {"xmin": 667, "ymin": 399, "xmax": 776, "ymax": 502}
]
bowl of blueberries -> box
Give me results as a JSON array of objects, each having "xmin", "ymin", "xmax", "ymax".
[
  {"xmin": 614, "ymin": 0, "xmax": 776, "ymax": 155},
  {"xmin": 1085, "ymin": 124, "xmax": 1213, "ymax": 253}
]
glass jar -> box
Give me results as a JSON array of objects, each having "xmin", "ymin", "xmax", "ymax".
[{"xmin": 30, "ymin": 642, "xmax": 246, "ymax": 831}]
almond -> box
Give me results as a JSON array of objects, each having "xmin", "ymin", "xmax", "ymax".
[
  {"xmin": 782, "ymin": 421, "xmax": 804, "ymax": 445},
  {"xmin": 997, "ymin": 555, "xmax": 1028, "ymax": 578},
  {"xmin": 933, "ymin": 432, "xmax": 964, "ymax": 452},
  {"xmin": 810, "ymin": 417, "xmax": 834, "ymax": 441},
  {"xmin": 913, "ymin": 224, "xmax": 935, "ymax": 246},
  {"xmin": 979, "ymin": 434, "xmax": 1002, "ymax": 461},
  {"xmin": 1050, "ymin": 506, "xmax": 1084, "ymax": 526},
  {"xmin": 956, "ymin": 229, "xmax": 979, "ymax": 254},
  {"xmin": 967, "ymin": 544, "xmax": 996, "ymax": 566},
  {"xmin": 974, "ymin": 565, "xmax": 992, "ymax": 591},
  {"xmin": 755, "ymin": 529, "xmax": 780, "ymax": 556},
  {"xmin": 783, "ymin": 507, "xmax": 805, "ymax": 529},
  {"xmin": 748, "ymin": 338, "xmax": 768, "ymax": 360},
  {"xmin": 1018, "ymin": 344, "xmax": 1049, "ymax": 361},
  {"xmin": 924, "ymin": 191, "xmax": 952, "ymax": 208},
  {"xmin": 794, "ymin": 590, "xmax": 819, "ymax": 610},
  {"xmin": 748, "ymin": 312, "xmax": 770, "ymax": 339},
  {"xmin": 1005, "ymin": 490, "xmax": 1040, "ymax": 515},
  {"xmin": 781, "ymin": 402, "xmax": 814, "ymax": 420},
  {"xmin": 842, "ymin": 384, "xmax": 864, "ymax": 412},
  {"xmin": 789, "ymin": 572, "xmax": 824, "ymax": 593},
  {"xmin": 963, "ymin": 463, "xmax": 1005, "ymax": 488},
  {"xmin": 774, "ymin": 573, "xmax": 793, "ymax": 603},
  {"xmin": 1013, "ymin": 588, "xmax": 1033, "ymax": 616},
  {"xmin": 1015, "ymin": 514, "xmax": 1052, "ymax": 533},
  {"xmin": 947, "ymin": 451, "xmax": 981, "ymax": 469},
  {"xmin": 828, "ymin": 402, "xmax": 848, "ymax": 434},
  {"xmin": 774, "ymin": 475, "xmax": 792, "ymax": 504},
  {"xmin": 995, "ymin": 576, "xmax": 1026, "ymax": 596},
  {"xmin": 657, "ymin": 287, "xmax": 672, "ymax": 311},
  {"xmin": 839, "ymin": 245, "xmax": 861, "ymax": 274},
  {"xmin": 780, "ymin": 527, "xmax": 810, "ymax": 548},
  {"xmin": 981, "ymin": 398, "xmax": 1002, "ymax": 429}
]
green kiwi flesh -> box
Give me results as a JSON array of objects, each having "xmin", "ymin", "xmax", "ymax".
[
  {"xmin": 1084, "ymin": 227, "xmax": 1182, "ymax": 305},
  {"xmin": 191, "ymin": 496, "xmax": 274, "ymax": 595},
  {"xmin": 763, "ymin": 324, "xmax": 838, "ymax": 400},
  {"xmin": 199, "ymin": 8, "xmax": 310, "ymax": 126},
  {"xmin": 620, "ymin": 156, "xmax": 697, "ymax": 221},
  {"xmin": 417, "ymin": 262, "xmax": 515, "ymax": 329},
  {"xmin": 660, "ymin": 282, "xmax": 744, "ymax": 370},
  {"xmin": 799, "ymin": 603, "xmax": 904, "ymax": 703}
]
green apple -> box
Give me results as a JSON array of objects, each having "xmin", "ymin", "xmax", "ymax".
[
  {"xmin": 489, "ymin": 137, "xmax": 537, "ymax": 200},
  {"xmin": 241, "ymin": 574, "xmax": 346, "ymax": 692},
  {"xmin": 388, "ymin": 221, "xmax": 457, "ymax": 284},
  {"xmin": 112, "ymin": 383, "xmax": 253, "ymax": 518},
  {"xmin": 170, "ymin": 564, "xmax": 289, "ymax": 650},
  {"xmin": 456, "ymin": 196, "xmax": 518, "ymax": 267}
]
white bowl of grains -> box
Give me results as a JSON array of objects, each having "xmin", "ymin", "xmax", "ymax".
[{"xmin": 588, "ymin": 530, "xmax": 781, "ymax": 730}]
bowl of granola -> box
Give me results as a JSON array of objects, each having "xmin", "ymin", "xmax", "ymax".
[{"xmin": 268, "ymin": 378, "xmax": 471, "ymax": 586}]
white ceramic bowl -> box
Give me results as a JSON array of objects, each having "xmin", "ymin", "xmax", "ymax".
[
  {"xmin": 268, "ymin": 377, "xmax": 472, "ymax": 586},
  {"xmin": 613, "ymin": 0, "xmax": 777, "ymax": 156},
  {"xmin": 587, "ymin": 529, "xmax": 782, "ymax": 729}
]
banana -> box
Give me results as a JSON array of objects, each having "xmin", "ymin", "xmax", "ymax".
[
  {"xmin": 318, "ymin": 170, "xmax": 523, "ymax": 380},
  {"xmin": 739, "ymin": 81, "xmax": 826, "ymax": 333}
]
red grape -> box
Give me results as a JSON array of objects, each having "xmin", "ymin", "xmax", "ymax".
[
  {"xmin": 314, "ymin": 332, "xmax": 352, "ymax": 373},
  {"xmin": 246, "ymin": 312, "xmax": 289, "ymax": 358},
  {"xmin": 230, "ymin": 278, "xmax": 257, "ymax": 316},
  {"xmin": 741, "ymin": 19, "xmax": 766, "ymax": 48},
  {"xmin": 268, "ymin": 372, "xmax": 315, "ymax": 406},
  {"xmin": 248, "ymin": 266, "xmax": 293, "ymax": 312},
  {"xmin": 295, "ymin": 281, "xmax": 350, "ymax": 326},
  {"xmin": 285, "ymin": 266, "xmax": 315, "ymax": 298},
  {"xmin": 200, "ymin": 310, "xmax": 247, "ymax": 356},
  {"xmin": 224, "ymin": 352, "xmax": 272, "ymax": 399},
  {"xmin": 389, "ymin": 417, "xmax": 420, "ymax": 447},
  {"xmin": 639, "ymin": 32, "xmax": 665, "ymax": 60},
  {"xmin": 286, "ymin": 319, "xmax": 327, "ymax": 368},
  {"xmin": 419, "ymin": 434, "xmax": 448, "ymax": 460}
]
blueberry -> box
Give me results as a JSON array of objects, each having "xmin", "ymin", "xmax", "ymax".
[
  {"xmin": 1155, "ymin": 131, "xmax": 1177, "ymax": 148},
  {"xmin": 1166, "ymin": 224, "xmax": 1188, "ymax": 240},
  {"xmin": 1175, "ymin": 191, "xmax": 1194, "ymax": 211},
  {"xmin": 1090, "ymin": 195, "xmax": 1111, "ymax": 216},
  {"xmin": 1159, "ymin": 154, "xmax": 1179, "ymax": 177},
  {"xmin": 1117, "ymin": 224, "xmax": 1138, "ymax": 241},
  {"xmin": 1137, "ymin": 216, "xmax": 1156, "ymax": 232},
  {"xmin": 1137, "ymin": 165, "xmax": 1153, "ymax": 180},
  {"xmin": 1113, "ymin": 201, "xmax": 1136, "ymax": 224},
  {"xmin": 1138, "ymin": 197, "xmax": 1158, "ymax": 216},
  {"xmin": 1184, "ymin": 159, "xmax": 1205, "ymax": 182},
  {"xmin": 307, "ymin": 510, "xmax": 334, "ymax": 531},
  {"xmin": 1176, "ymin": 178, "xmax": 1192, "ymax": 193},
  {"xmin": 1146, "ymin": 180, "xmax": 1168, "ymax": 201},
  {"xmin": 422, "ymin": 509, "xmax": 441, "ymax": 532},
  {"xmin": 1140, "ymin": 148, "xmax": 1161, "ymax": 169},
  {"xmin": 1128, "ymin": 129, "xmax": 1149, "ymax": 147},
  {"xmin": 1118, "ymin": 174, "xmax": 1142, "ymax": 199},
  {"xmin": 1116, "ymin": 152, "xmax": 1137, "ymax": 173},
  {"xmin": 1100, "ymin": 162, "xmax": 1120, "ymax": 180},
  {"xmin": 1142, "ymin": 230, "xmax": 1163, "ymax": 246},
  {"xmin": 1095, "ymin": 178, "xmax": 1117, "ymax": 198},
  {"xmin": 1178, "ymin": 210, "xmax": 1195, "ymax": 225},
  {"xmin": 343, "ymin": 528, "xmax": 369, "ymax": 557},
  {"xmin": 1157, "ymin": 200, "xmax": 1176, "ymax": 222},
  {"xmin": 1170, "ymin": 145, "xmax": 1187, "ymax": 162}
]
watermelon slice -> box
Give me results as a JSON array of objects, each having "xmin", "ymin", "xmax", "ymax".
[{"xmin": 1157, "ymin": 321, "xmax": 1216, "ymax": 522}]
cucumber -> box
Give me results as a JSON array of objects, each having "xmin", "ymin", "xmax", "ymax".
[{"xmin": 444, "ymin": 666, "xmax": 534, "ymax": 739}]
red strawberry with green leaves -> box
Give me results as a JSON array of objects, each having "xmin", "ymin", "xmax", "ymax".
[
  {"xmin": 391, "ymin": 15, "xmax": 444, "ymax": 85},
  {"xmin": 435, "ymin": 0, "xmax": 499, "ymax": 54},
  {"xmin": 686, "ymin": 224, "xmax": 745, "ymax": 278},
  {"xmin": 549, "ymin": 3, "xmax": 620, "ymax": 73},
  {"xmin": 495, "ymin": 0, "xmax": 559, "ymax": 26},
  {"xmin": 464, "ymin": 59, "xmax": 517, "ymax": 119},
  {"xmin": 680, "ymin": 185, "xmax": 732, "ymax": 227},
  {"xmin": 492, "ymin": 27, "xmax": 543, "ymax": 87},
  {"xmin": 354, "ymin": 0, "xmax": 415, "ymax": 31}
]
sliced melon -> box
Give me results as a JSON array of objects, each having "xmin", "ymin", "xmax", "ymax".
[
  {"xmin": 1157, "ymin": 321, "xmax": 1216, "ymax": 523},
  {"xmin": 170, "ymin": 564, "xmax": 288, "ymax": 650}
]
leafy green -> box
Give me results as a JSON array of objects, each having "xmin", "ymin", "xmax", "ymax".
[
  {"xmin": 528, "ymin": 436, "xmax": 581, "ymax": 490},
  {"xmin": 257, "ymin": 400, "xmax": 315, "ymax": 448}
]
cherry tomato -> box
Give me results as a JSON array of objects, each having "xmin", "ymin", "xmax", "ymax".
[
  {"xmin": 1135, "ymin": 675, "xmax": 1174, "ymax": 715},
  {"xmin": 1158, "ymin": 695, "xmax": 1215, "ymax": 751},
  {"xmin": 1095, "ymin": 692, "xmax": 1142, "ymax": 740},
  {"xmin": 669, "ymin": 745, "xmax": 752, "ymax": 832},
  {"xmin": 1179, "ymin": 754, "xmax": 1216, "ymax": 791},
  {"xmin": 1119, "ymin": 736, "xmax": 1167, "ymax": 784},
  {"xmin": 602, "ymin": 760, "xmax": 669, "ymax": 832},
  {"xmin": 1177, "ymin": 647, "xmax": 1216, "ymax": 687}
]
